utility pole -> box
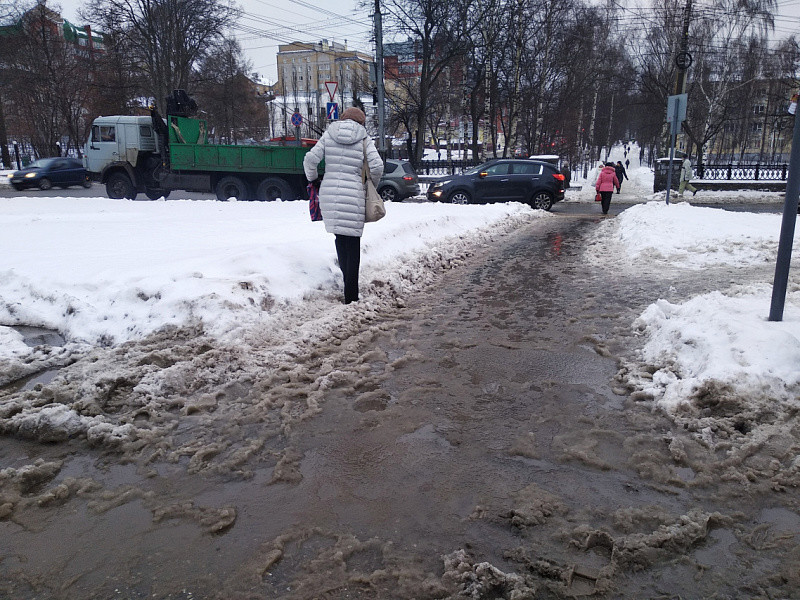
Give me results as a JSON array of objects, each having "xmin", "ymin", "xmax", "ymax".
[
  {"xmin": 674, "ymin": 0, "xmax": 692, "ymax": 96},
  {"xmin": 374, "ymin": 0, "xmax": 386, "ymax": 157}
]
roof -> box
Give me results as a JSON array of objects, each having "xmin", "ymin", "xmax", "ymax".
[{"xmin": 62, "ymin": 19, "xmax": 104, "ymax": 44}]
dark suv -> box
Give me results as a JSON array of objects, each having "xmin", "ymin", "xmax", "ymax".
[
  {"xmin": 427, "ymin": 158, "xmax": 565, "ymax": 210},
  {"xmin": 378, "ymin": 159, "xmax": 420, "ymax": 202}
]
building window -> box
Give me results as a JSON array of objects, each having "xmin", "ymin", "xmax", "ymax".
[
  {"xmin": 753, "ymin": 105, "xmax": 765, "ymax": 115},
  {"xmin": 751, "ymin": 122, "xmax": 763, "ymax": 133}
]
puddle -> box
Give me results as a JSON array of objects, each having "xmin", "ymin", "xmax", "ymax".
[
  {"xmin": 12, "ymin": 325, "xmax": 66, "ymax": 348},
  {"xmin": 4, "ymin": 368, "xmax": 61, "ymax": 393},
  {"xmin": 1, "ymin": 325, "xmax": 67, "ymax": 393}
]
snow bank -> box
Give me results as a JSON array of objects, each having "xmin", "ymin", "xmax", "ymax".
[
  {"xmin": 612, "ymin": 201, "xmax": 794, "ymax": 269},
  {"xmin": 633, "ymin": 286, "xmax": 800, "ymax": 412},
  {"xmin": 0, "ymin": 196, "xmax": 541, "ymax": 374},
  {"xmin": 591, "ymin": 201, "xmax": 800, "ymax": 454}
]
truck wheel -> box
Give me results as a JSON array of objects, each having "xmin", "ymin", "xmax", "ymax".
[
  {"xmin": 145, "ymin": 189, "xmax": 170, "ymax": 200},
  {"xmin": 216, "ymin": 176, "xmax": 249, "ymax": 201},
  {"xmin": 256, "ymin": 177, "xmax": 293, "ymax": 201},
  {"xmin": 106, "ymin": 172, "xmax": 137, "ymax": 199}
]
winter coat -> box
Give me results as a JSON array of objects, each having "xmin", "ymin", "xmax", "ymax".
[
  {"xmin": 681, "ymin": 158, "xmax": 693, "ymax": 182},
  {"xmin": 595, "ymin": 166, "xmax": 620, "ymax": 193},
  {"xmin": 303, "ymin": 119, "xmax": 383, "ymax": 237},
  {"xmin": 614, "ymin": 164, "xmax": 628, "ymax": 182}
]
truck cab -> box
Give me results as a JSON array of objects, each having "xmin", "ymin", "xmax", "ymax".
[
  {"xmin": 85, "ymin": 115, "xmax": 165, "ymax": 199},
  {"xmin": 85, "ymin": 116, "xmax": 159, "ymax": 173}
]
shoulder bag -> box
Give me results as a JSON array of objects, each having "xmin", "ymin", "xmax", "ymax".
[{"xmin": 362, "ymin": 139, "xmax": 385, "ymax": 222}]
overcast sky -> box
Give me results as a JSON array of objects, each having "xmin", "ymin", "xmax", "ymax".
[
  {"xmin": 49, "ymin": 0, "xmax": 371, "ymax": 82},
  {"xmin": 46, "ymin": 0, "xmax": 800, "ymax": 84}
]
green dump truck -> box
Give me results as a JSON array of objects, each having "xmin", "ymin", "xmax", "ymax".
[{"xmin": 84, "ymin": 96, "xmax": 315, "ymax": 201}]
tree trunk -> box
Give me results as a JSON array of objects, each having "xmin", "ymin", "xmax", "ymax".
[{"xmin": 0, "ymin": 90, "xmax": 10, "ymax": 169}]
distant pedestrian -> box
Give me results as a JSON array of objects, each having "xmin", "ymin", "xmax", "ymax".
[
  {"xmin": 303, "ymin": 106, "xmax": 383, "ymax": 304},
  {"xmin": 625, "ymin": 158, "xmax": 630, "ymax": 169},
  {"xmin": 595, "ymin": 161, "xmax": 620, "ymax": 215},
  {"xmin": 614, "ymin": 161, "xmax": 628, "ymax": 193},
  {"xmin": 561, "ymin": 163, "xmax": 571, "ymax": 190},
  {"xmin": 678, "ymin": 156, "xmax": 698, "ymax": 197}
]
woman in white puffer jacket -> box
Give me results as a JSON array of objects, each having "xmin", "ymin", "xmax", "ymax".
[{"xmin": 304, "ymin": 107, "xmax": 383, "ymax": 304}]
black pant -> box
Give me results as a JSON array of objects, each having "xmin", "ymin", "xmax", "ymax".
[
  {"xmin": 335, "ymin": 234, "xmax": 361, "ymax": 303},
  {"xmin": 600, "ymin": 191, "xmax": 613, "ymax": 214}
]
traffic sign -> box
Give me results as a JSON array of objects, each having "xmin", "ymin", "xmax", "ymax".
[
  {"xmin": 327, "ymin": 102, "xmax": 339, "ymax": 120},
  {"xmin": 291, "ymin": 112, "xmax": 303, "ymax": 127},
  {"xmin": 325, "ymin": 81, "xmax": 338, "ymax": 101},
  {"xmin": 675, "ymin": 51, "xmax": 693, "ymax": 70},
  {"xmin": 666, "ymin": 94, "xmax": 687, "ymax": 123}
]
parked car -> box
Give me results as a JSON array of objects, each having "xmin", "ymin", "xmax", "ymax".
[
  {"xmin": 8, "ymin": 157, "xmax": 92, "ymax": 191},
  {"xmin": 427, "ymin": 158, "xmax": 565, "ymax": 210},
  {"xmin": 378, "ymin": 159, "xmax": 420, "ymax": 202}
]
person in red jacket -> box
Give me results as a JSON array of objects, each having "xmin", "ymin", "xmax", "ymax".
[{"xmin": 595, "ymin": 162, "xmax": 620, "ymax": 215}]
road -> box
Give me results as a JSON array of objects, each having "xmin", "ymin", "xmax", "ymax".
[
  {"xmin": 0, "ymin": 181, "xmax": 217, "ymax": 202},
  {"xmin": 0, "ymin": 180, "xmax": 786, "ymax": 215},
  {"xmin": 0, "ymin": 190, "xmax": 796, "ymax": 598}
]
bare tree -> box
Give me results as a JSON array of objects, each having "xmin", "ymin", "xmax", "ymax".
[
  {"xmin": 84, "ymin": 0, "xmax": 239, "ymax": 111},
  {"xmin": 381, "ymin": 0, "xmax": 474, "ymax": 165},
  {"xmin": 681, "ymin": 0, "xmax": 776, "ymax": 163},
  {"xmin": 0, "ymin": 1, "xmax": 33, "ymax": 166},
  {"xmin": 194, "ymin": 37, "xmax": 266, "ymax": 144},
  {"xmin": 4, "ymin": 3, "xmax": 87, "ymax": 157}
]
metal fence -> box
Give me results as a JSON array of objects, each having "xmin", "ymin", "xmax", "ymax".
[
  {"xmin": 418, "ymin": 159, "xmax": 483, "ymax": 176},
  {"xmin": 696, "ymin": 163, "xmax": 788, "ymax": 181}
]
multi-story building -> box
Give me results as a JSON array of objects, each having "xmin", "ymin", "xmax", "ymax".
[
  {"xmin": 703, "ymin": 80, "xmax": 794, "ymax": 164},
  {"xmin": 61, "ymin": 18, "xmax": 105, "ymax": 63},
  {"xmin": 274, "ymin": 39, "xmax": 373, "ymax": 137},
  {"xmin": 383, "ymin": 38, "xmax": 422, "ymax": 84}
]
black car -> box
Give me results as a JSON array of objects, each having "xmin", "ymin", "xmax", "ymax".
[
  {"xmin": 427, "ymin": 158, "xmax": 565, "ymax": 210},
  {"xmin": 8, "ymin": 157, "xmax": 92, "ymax": 191},
  {"xmin": 378, "ymin": 159, "xmax": 421, "ymax": 202}
]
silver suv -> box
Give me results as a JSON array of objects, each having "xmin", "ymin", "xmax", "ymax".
[{"xmin": 378, "ymin": 159, "xmax": 420, "ymax": 202}]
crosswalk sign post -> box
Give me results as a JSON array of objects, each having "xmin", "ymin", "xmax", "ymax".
[{"xmin": 327, "ymin": 102, "xmax": 339, "ymax": 120}]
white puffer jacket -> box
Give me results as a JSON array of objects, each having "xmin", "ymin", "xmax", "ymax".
[{"xmin": 303, "ymin": 119, "xmax": 384, "ymax": 237}]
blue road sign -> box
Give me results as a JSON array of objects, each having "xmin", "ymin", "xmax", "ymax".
[
  {"xmin": 291, "ymin": 112, "xmax": 303, "ymax": 127},
  {"xmin": 327, "ymin": 102, "xmax": 339, "ymax": 120}
]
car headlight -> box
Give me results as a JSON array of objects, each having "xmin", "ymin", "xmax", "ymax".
[
  {"xmin": 24, "ymin": 172, "xmax": 37, "ymax": 178},
  {"xmin": 6, "ymin": 173, "xmax": 12, "ymax": 179},
  {"xmin": 434, "ymin": 179, "xmax": 452, "ymax": 188},
  {"xmin": 431, "ymin": 189, "xmax": 443, "ymax": 198}
]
